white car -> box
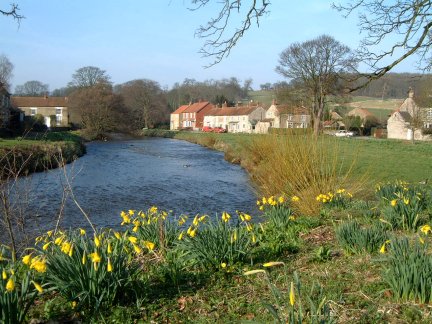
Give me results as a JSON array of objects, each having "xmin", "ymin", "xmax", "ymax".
[{"xmin": 334, "ymin": 130, "xmax": 354, "ymax": 137}]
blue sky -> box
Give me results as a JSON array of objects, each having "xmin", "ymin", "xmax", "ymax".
[{"xmin": 0, "ymin": 1, "xmax": 421, "ymax": 92}]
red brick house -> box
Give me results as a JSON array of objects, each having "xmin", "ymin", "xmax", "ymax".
[{"xmin": 181, "ymin": 101, "xmax": 214, "ymax": 130}]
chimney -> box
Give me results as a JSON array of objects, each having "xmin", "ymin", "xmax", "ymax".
[
  {"xmin": 222, "ymin": 101, "xmax": 227, "ymax": 108},
  {"xmin": 272, "ymin": 99, "xmax": 277, "ymax": 105}
]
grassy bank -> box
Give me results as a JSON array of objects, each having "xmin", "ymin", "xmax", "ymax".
[{"xmin": 0, "ymin": 132, "xmax": 86, "ymax": 176}]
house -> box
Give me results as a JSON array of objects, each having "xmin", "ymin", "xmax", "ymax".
[
  {"xmin": 11, "ymin": 96, "xmax": 69, "ymax": 127},
  {"xmin": 170, "ymin": 105, "xmax": 188, "ymax": 130},
  {"xmin": 255, "ymin": 101, "xmax": 311, "ymax": 134},
  {"xmin": 180, "ymin": 101, "xmax": 214, "ymax": 130},
  {"xmin": 0, "ymin": 83, "xmax": 11, "ymax": 128},
  {"xmin": 347, "ymin": 107, "xmax": 379, "ymax": 127},
  {"xmin": 387, "ymin": 89, "xmax": 431, "ymax": 140},
  {"xmin": 203, "ymin": 102, "xmax": 266, "ymax": 133}
]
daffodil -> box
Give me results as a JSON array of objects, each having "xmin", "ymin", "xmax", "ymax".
[
  {"xmin": 32, "ymin": 281, "xmax": 43, "ymax": 293},
  {"xmin": 244, "ymin": 269, "xmax": 266, "ymax": 276},
  {"xmin": 420, "ymin": 224, "xmax": 431, "ymax": 235},
  {"xmin": 291, "ymin": 196, "xmax": 300, "ymax": 202},
  {"xmin": 71, "ymin": 301, "xmax": 77, "ymax": 309},
  {"xmin": 188, "ymin": 228, "xmax": 197, "ymax": 238},
  {"xmin": 2, "ymin": 269, "xmax": 7, "ymax": 280},
  {"xmin": 114, "ymin": 231, "xmax": 122, "ymax": 240},
  {"xmin": 30, "ymin": 258, "xmax": 47, "ymax": 273},
  {"xmin": 263, "ymin": 261, "xmax": 284, "ymax": 268},
  {"xmin": 94, "ymin": 235, "xmax": 101, "ymax": 247},
  {"xmin": 107, "ymin": 258, "xmax": 113, "ymax": 272},
  {"xmin": 221, "ymin": 262, "xmax": 227, "ymax": 268},
  {"xmin": 133, "ymin": 244, "xmax": 142, "ymax": 254},
  {"xmin": 107, "ymin": 242, "xmax": 112, "ymax": 254},
  {"xmin": 22, "ymin": 254, "xmax": 32, "ymax": 265},
  {"xmin": 379, "ymin": 240, "xmax": 391, "ymax": 254},
  {"xmin": 193, "ymin": 215, "xmax": 199, "ymax": 226},
  {"xmin": 89, "ymin": 252, "xmax": 101, "ymax": 263},
  {"xmin": 243, "ymin": 213, "xmax": 252, "ymax": 221},
  {"xmin": 390, "ymin": 199, "xmax": 397, "ymax": 207},
  {"xmin": 222, "ymin": 212, "xmax": 231, "ymax": 223},
  {"xmin": 289, "ymin": 282, "xmax": 295, "ymax": 306},
  {"xmin": 6, "ymin": 277, "xmax": 14, "ymax": 292},
  {"xmin": 79, "ymin": 228, "xmax": 86, "ymax": 236},
  {"xmin": 128, "ymin": 236, "xmax": 138, "ymax": 244},
  {"xmin": 144, "ymin": 241, "xmax": 155, "ymax": 251},
  {"xmin": 278, "ymin": 196, "xmax": 285, "ymax": 204},
  {"xmin": 42, "ymin": 242, "xmax": 51, "ymax": 250},
  {"xmin": 82, "ymin": 252, "xmax": 86, "ymax": 265},
  {"xmin": 178, "ymin": 231, "xmax": 184, "ymax": 240},
  {"xmin": 61, "ymin": 241, "xmax": 72, "ymax": 255}
]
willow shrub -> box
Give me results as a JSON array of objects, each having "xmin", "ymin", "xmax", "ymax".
[
  {"xmin": 244, "ymin": 131, "xmax": 363, "ymax": 216},
  {"xmin": 336, "ymin": 220, "xmax": 389, "ymax": 254},
  {"xmin": 36, "ymin": 229, "xmax": 141, "ymax": 315},
  {"xmin": 382, "ymin": 237, "xmax": 432, "ymax": 303}
]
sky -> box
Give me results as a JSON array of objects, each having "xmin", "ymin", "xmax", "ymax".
[{"xmin": 0, "ymin": 0, "xmax": 422, "ymax": 92}]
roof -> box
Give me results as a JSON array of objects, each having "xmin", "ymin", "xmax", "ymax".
[
  {"xmin": 205, "ymin": 106, "xmax": 263, "ymax": 116},
  {"xmin": 272, "ymin": 104, "xmax": 309, "ymax": 115},
  {"xmin": 184, "ymin": 101, "xmax": 212, "ymax": 113},
  {"xmin": 172, "ymin": 105, "xmax": 189, "ymax": 114},
  {"xmin": 347, "ymin": 107, "xmax": 374, "ymax": 119},
  {"xmin": 11, "ymin": 96, "xmax": 68, "ymax": 107},
  {"xmin": 393, "ymin": 110, "xmax": 412, "ymax": 122}
]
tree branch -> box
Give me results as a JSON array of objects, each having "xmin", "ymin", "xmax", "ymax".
[{"xmin": 0, "ymin": 3, "xmax": 24, "ymax": 23}]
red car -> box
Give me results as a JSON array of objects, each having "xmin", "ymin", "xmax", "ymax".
[
  {"xmin": 202, "ymin": 126, "xmax": 213, "ymax": 132},
  {"xmin": 213, "ymin": 127, "xmax": 227, "ymax": 133}
]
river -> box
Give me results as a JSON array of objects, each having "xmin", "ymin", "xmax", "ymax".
[{"xmin": 18, "ymin": 137, "xmax": 257, "ymax": 235}]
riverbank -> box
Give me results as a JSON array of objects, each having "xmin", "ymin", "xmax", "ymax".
[{"xmin": 0, "ymin": 132, "xmax": 86, "ymax": 177}]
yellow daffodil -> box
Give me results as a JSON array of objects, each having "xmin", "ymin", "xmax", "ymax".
[
  {"xmin": 133, "ymin": 226, "xmax": 139, "ymax": 232},
  {"xmin": 390, "ymin": 199, "xmax": 397, "ymax": 207},
  {"xmin": 30, "ymin": 258, "xmax": 47, "ymax": 273},
  {"xmin": 128, "ymin": 209, "xmax": 135, "ymax": 216},
  {"xmin": 107, "ymin": 259, "xmax": 113, "ymax": 272},
  {"xmin": 244, "ymin": 269, "xmax": 266, "ymax": 276},
  {"xmin": 231, "ymin": 231, "xmax": 237, "ymax": 243},
  {"xmin": 379, "ymin": 240, "xmax": 391, "ymax": 254},
  {"xmin": 133, "ymin": 244, "xmax": 142, "ymax": 254},
  {"xmin": 256, "ymin": 200, "xmax": 261, "ymax": 206},
  {"xmin": 5, "ymin": 278, "xmax": 14, "ymax": 292},
  {"xmin": 278, "ymin": 196, "xmax": 285, "ymax": 204},
  {"xmin": 178, "ymin": 231, "xmax": 184, "ymax": 240},
  {"xmin": 144, "ymin": 241, "xmax": 155, "ymax": 251},
  {"xmin": 222, "ymin": 212, "xmax": 231, "ymax": 223},
  {"xmin": 251, "ymin": 233, "xmax": 256, "ymax": 243},
  {"xmin": 188, "ymin": 228, "xmax": 197, "ymax": 238},
  {"xmin": 291, "ymin": 196, "xmax": 300, "ymax": 202},
  {"xmin": 68, "ymin": 244, "xmax": 74, "ymax": 257},
  {"xmin": 178, "ymin": 215, "xmax": 187, "ymax": 226},
  {"xmin": 193, "ymin": 215, "xmax": 199, "ymax": 226},
  {"xmin": 79, "ymin": 228, "xmax": 86, "ymax": 236},
  {"xmin": 403, "ymin": 197, "xmax": 410, "ymax": 205},
  {"xmin": 107, "ymin": 242, "xmax": 112, "ymax": 254},
  {"xmin": 419, "ymin": 236, "xmax": 425, "ymax": 244},
  {"xmin": 120, "ymin": 211, "xmax": 131, "ymax": 225},
  {"xmin": 94, "ymin": 235, "xmax": 101, "ymax": 247},
  {"xmin": 32, "ymin": 281, "xmax": 43, "ymax": 293},
  {"xmin": 221, "ymin": 262, "xmax": 227, "ymax": 268},
  {"xmin": 263, "ymin": 261, "xmax": 284, "ymax": 268},
  {"xmin": 289, "ymin": 282, "xmax": 295, "ymax": 306},
  {"xmin": 22, "ymin": 254, "xmax": 32, "ymax": 266},
  {"xmin": 259, "ymin": 205, "xmax": 264, "ymax": 211},
  {"xmin": 288, "ymin": 215, "xmax": 295, "ymax": 221},
  {"xmin": 89, "ymin": 252, "xmax": 101, "ymax": 263},
  {"xmin": 2, "ymin": 269, "xmax": 7, "ymax": 280},
  {"xmin": 243, "ymin": 213, "xmax": 252, "ymax": 221},
  {"xmin": 61, "ymin": 241, "xmax": 72, "ymax": 255},
  {"xmin": 54, "ymin": 236, "xmax": 64, "ymax": 245},
  {"xmin": 42, "ymin": 242, "xmax": 51, "ymax": 250},
  {"xmin": 71, "ymin": 301, "xmax": 77, "ymax": 309},
  {"xmin": 82, "ymin": 252, "xmax": 86, "ymax": 265},
  {"xmin": 262, "ymin": 197, "xmax": 267, "ymax": 205},
  {"xmin": 128, "ymin": 236, "xmax": 138, "ymax": 244},
  {"xmin": 420, "ymin": 224, "xmax": 431, "ymax": 235},
  {"xmin": 149, "ymin": 206, "xmax": 158, "ymax": 214},
  {"xmin": 114, "ymin": 231, "xmax": 121, "ymax": 240}
]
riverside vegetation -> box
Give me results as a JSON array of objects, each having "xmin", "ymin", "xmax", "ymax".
[{"xmin": 1, "ymin": 130, "xmax": 432, "ymax": 322}]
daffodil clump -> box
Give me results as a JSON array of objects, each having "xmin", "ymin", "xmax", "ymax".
[
  {"xmin": 177, "ymin": 210, "xmax": 259, "ymax": 271},
  {"xmin": 378, "ymin": 181, "xmax": 428, "ymax": 231},
  {"xmin": 316, "ymin": 188, "xmax": 353, "ymax": 209},
  {"xmin": 0, "ymin": 247, "xmax": 44, "ymax": 323},
  {"xmin": 244, "ymin": 264, "xmax": 332, "ymax": 323},
  {"xmin": 119, "ymin": 207, "xmax": 179, "ymax": 252},
  {"xmin": 257, "ymin": 195, "xmax": 296, "ymax": 230},
  {"xmin": 34, "ymin": 228, "xmax": 141, "ymax": 314}
]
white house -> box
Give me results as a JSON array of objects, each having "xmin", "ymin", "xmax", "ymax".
[{"xmin": 203, "ymin": 103, "xmax": 265, "ymax": 133}]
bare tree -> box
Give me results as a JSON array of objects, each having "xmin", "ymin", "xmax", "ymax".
[
  {"xmin": 0, "ymin": 3, "xmax": 23, "ymax": 21},
  {"xmin": 0, "ymin": 54, "xmax": 14, "ymax": 91},
  {"xmin": 191, "ymin": 0, "xmax": 270, "ymax": 66},
  {"xmin": 333, "ymin": 0, "xmax": 432, "ymax": 90},
  {"xmin": 118, "ymin": 79, "xmax": 169, "ymax": 129},
  {"xmin": 276, "ymin": 35, "xmax": 357, "ymax": 135},
  {"xmin": 68, "ymin": 66, "xmax": 111, "ymax": 88},
  {"xmin": 15, "ymin": 80, "xmax": 49, "ymax": 96}
]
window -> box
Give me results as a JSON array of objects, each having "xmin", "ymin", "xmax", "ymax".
[
  {"xmin": 287, "ymin": 122, "xmax": 294, "ymax": 128},
  {"xmin": 287, "ymin": 114, "xmax": 293, "ymax": 121},
  {"xmin": 56, "ymin": 108, "xmax": 63, "ymax": 125},
  {"xmin": 30, "ymin": 108, "xmax": 37, "ymax": 116},
  {"xmin": 300, "ymin": 115, "xmax": 307, "ymax": 122}
]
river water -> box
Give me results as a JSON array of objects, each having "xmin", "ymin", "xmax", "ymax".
[{"xmin": 20, "ymin": 137, "xmax": 257, "ymax": 234}]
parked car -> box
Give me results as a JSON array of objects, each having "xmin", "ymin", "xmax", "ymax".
[
  {"xmin": 334, "ymin": 130, "xmax": 354, "ymax": 137},
  {"xmin": 202, "ymin": 126, "xmax": 213, "ymax": 132},
  {"xmin": 213, "ymin": 127, "xmax": 227, "ymax": 133}
]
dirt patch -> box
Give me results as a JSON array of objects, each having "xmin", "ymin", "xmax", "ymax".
[{"xmin": 301, "ymin": 225, "xmax": 335, "ymax": 246}]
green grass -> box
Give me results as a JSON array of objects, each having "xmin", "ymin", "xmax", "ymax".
[{"xmin": 248, "ymin": 90, "xmax": 274, "ymax": 106}]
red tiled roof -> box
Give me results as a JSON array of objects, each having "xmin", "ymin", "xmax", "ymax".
[
  {"xmin": 11, "ymin": 96, "xmax": 68, "ymax": 107},
  {"xmin": 184, "ymin": 101, "xmax": 212, "ymax": 113},
  {"xmin": 205, "ymin": 106, "xmax": 261, "ymax": 116},
  {"xmin": 172, "ymin": 105, "xmax": 189, "ymax": 114}
]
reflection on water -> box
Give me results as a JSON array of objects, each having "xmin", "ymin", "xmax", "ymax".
[{"xmin": 21, "ymin": 137, "xmax": 257, "ymax": 234}]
